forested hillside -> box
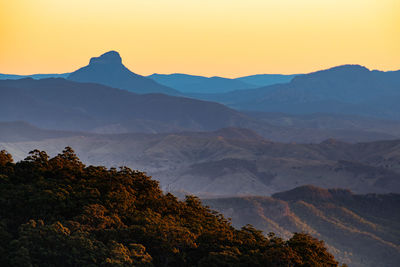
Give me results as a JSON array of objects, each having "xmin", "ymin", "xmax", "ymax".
[
  {"xmin": 0, "ymin": 148, "xmax": 340, "ymax": 266},
  {"xmin": 205, "ymin": 186, "xmax": 400, "ymax": 267}
]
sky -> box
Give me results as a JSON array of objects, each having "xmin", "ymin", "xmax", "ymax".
[{"xmin": 0, "ymin": 0, "xmax": 399, "ymax": 77}]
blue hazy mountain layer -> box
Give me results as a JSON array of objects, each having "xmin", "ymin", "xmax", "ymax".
[
  {"xmin": 0, "ymin": 73, "xmax": 70, "ymax": 80},
  {"xmin": 148, "ymin": 73, "xmax": 297, "ymax": 93},
  {"xmin": 191, "ymin": 65, "xmax": 400, "ymax": 120},
  {"xmin": 148, "ymin": 73, "xmax": 259, "ymax": 93}
]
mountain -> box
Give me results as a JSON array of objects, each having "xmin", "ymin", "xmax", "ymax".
[
  {"xmin": 194, "ymin": 65, "xmax": 400, "ymax": 120},
  {"xmin": 0, "ymin": 73, "xmax": 70, "ymax": 80},
  {"xmin": 68, "ymin": 51, "xmax": 181, "ymax": 95},
  {"xmin": 2, "ymin": 122, "xmax": 400, "ymax": 196},
  {"xmin": 148, "ymin": 73, "xmax": 257, "ymax": 93},
  {"xmin": 235, "ymin": 73, "xmax": 296, "ymax": 87},
  {"xmin": 204, "ymin": 185, "xmax": 400, "ymax": 267}
]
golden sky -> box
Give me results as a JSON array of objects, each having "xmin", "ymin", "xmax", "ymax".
[{"xmin": 0, "ymin": 0, "xmax": 399, "ymax": 77}]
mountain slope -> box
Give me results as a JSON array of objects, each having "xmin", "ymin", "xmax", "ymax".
[
  {"xmin": 68, "ymin": 51, "xmax": 181, "ymax": 95},
  {"xmin": 204, "ymin": 186, "xmax": 400, "ymax": 267}
]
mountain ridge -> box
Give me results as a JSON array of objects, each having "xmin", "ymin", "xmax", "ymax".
[{"xmin": 204, "ymin": 185, "xmax": 400, "ymax": 267}]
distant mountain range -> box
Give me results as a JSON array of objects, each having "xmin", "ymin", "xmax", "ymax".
[
  {"xmin": 2, "ymin": 52, "xmax": 400, "ymax": 143},
  {"xmin": 204, "ymin": 185, "xmax": 400, "ymax": 267},
  {"xmin": 148, "ymin": 73, "xmax": 257, "ymax": 93},
  {"xmin": 196, "ymin": 65, "xmax": 400, "ymax": 120},
  {"xmin": 0, "ymin": 50, "xmax": 296, "ymax": 95},
  {"xmin": 0, "ymin": 73, "xmax": 70, "ymax": 80},
  {"xmin": 2, "ymin": 53, "xmax": 399, "ymax": 122},
  {"xmin": 2, "ymin": 121, "xmax": 399, "ymax": 196},
  {"xmin": 147, "ymin": 73, "xmax": 295, "ymax": 93}
]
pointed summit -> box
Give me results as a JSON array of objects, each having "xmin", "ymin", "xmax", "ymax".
[
  {"xmin": 68, "ymin": 51, "xmax": 180, "ymax": 95},
  {"xmin": 89, "ymin": 51, "xmax": 122, "ymax": 65}
]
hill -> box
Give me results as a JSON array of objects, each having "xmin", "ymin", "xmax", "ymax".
[
  {"xmin": 0, "ymin": 78, "xmax": 258, "ymax": 133},
  {"xmin": 68, "ymin": 51, "xmax": 181, "ymax": 95},
  {"xmin": 204, "ymin": 185, "xmax": 400, "ymax": 267},
  {"xmin": 2, "ymin": 122, "xmax": 400, "ymax": 196},
  {"xmin": 0, "ymin": 149, "xmax": 339, "ymax": 266}
]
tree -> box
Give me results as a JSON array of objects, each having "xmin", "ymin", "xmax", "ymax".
[{"xmin": 0, "ymin": 150, "xmax": 13, "ymax": 166}]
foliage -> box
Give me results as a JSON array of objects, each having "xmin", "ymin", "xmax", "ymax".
[{"xmin": 0, "ymin": 147, "xmax": 339, "ymax": 266}]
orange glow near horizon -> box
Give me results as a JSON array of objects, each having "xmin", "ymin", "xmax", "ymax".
[{"xmin": 0, "ymin": 0, "xmax": 399, "ymax": 77}]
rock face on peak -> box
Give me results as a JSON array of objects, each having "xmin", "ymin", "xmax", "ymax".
[
  {"xmin": 68, "ymin": 51, "xmax": 180, "ymax": 95},
  {"xmin": 89, "ymin": 50, "xmax": 122, "ymax": 65}
]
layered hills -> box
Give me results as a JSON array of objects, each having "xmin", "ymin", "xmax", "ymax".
[
  {"xmin": 204, "ymin": 185, "xmax": 400, "ymax": 267},
  {"xmin": 2, "ymin": 54, "xmax": 399, "ymax": 122},
  {"xmin": 0, "ymin": 78, "xmax": 254, "ymax": 133},
  {"xmin": 1, "ymin": 122, "xmax": 399, "ymax": 196},
  {"xmin": 1, "ymin": 78, "xmax": 399, "ymax": 143}
]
